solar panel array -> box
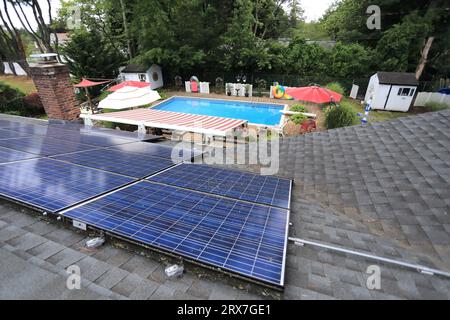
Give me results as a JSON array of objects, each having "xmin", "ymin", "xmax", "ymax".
[
  {"xmin": 0, "ymin": 146, "xmax": 37, "ymax": 163},
  {"xmin": 111, "ymin": 142, "xmax": 202, "ymax": 162},
  {"xmin": 149, "ymin": 163, "xmax": 291, "ymax": 209},
  {"xmin": 0, "ymin": 118, "xmax": 291, "ymax": 287},
  {"xmin": 0, "ymin": 136, "xmax": 97, "ymax": 156},
  {"xmin": 0, "ymin": 158, "xmax": 134, "ymax": 212},
  {"xmin": 53, "ymin": 148, "xmax": 176, "ymax": 178},
  {"xmin": 0, "ymin": 128, "xmax": 32, "ymax": 140},
  {"xmin": 62, "ymin": 181, "xmax": 289, "ymax": 286}
]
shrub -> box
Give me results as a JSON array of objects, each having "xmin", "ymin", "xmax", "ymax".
[
  {"xmin": 425, "ymin": 101, "xmax": 448, "ymax": 111},
  {"xmin": 290, "ymin": 113, "xmax": 308, "ymax": 125},
  {"xmin": 290, "ymin": 104, "xmax": 308, "ymax": 113},
  {"xmin": 158, "ymin": 90, "xmax": 168, "ymax": 100},
  {"xmin": 325, "ymin": 101, "xmax": 358, "ymax": 129},
  {"xmin": 22, "ymin": 93, "xmax": 45, "ymax": 116},
  {"xmin": 325, "ymin": 82, "xmax": 346, "ymax": 95},
  {"xmin": 0, "ymin": 81, "xmax": 25, "ymax": 113}
]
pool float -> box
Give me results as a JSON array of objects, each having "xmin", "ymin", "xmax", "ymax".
[{"xmin": 272, "ymin": 85, "xmax": 285, "ymax": 99}]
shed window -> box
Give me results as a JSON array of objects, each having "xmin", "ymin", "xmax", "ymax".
[
  {"xmin": 409, "ymin": 89, "xmax": 415, "ymax": 96},
  {"xmin": 398, "ymin": 88, "xmax": 410, "ymax": 96},
  {"xmin": 138, "ymin": 73, "xmax": 147, "ymax": 82}
]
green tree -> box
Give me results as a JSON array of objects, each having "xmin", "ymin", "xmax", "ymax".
[
  {"xmin": 321, "ymin": 0, "xmax": 450, "ymax": 79},
  {"xmin": 288, "ymin": 0, "xmax": 304, "ymax": 29},
  {"xmin": 284, "ymin": 37, "xmax": 329, "ymax": 76},
  {"xmin": 61, "ymin": 29, "xmax": 125, "ymax": 80},
  {"xmin": 330, "ymin": 42, "xmax": 374, "ymax": 78}
]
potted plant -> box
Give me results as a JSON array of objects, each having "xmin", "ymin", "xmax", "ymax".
[
  {"xmin": 244, "ymin": 84, "xmax": 251, "ymax": 97},
  {"xmin": 226, "ymin": 83, "xmax": 232, "ymax": 96}
]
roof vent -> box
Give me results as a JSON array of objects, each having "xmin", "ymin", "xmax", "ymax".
[{"xmin": 29, "ymin": 53, "xmax": 58, "ymax": 64}]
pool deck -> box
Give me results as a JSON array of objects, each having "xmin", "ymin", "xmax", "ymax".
[{"xmin": 161, "ymin": 91, "xmax": 326, "ymax": 130}]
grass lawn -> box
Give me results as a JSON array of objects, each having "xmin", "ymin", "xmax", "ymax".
[
  {"xmin": 345, "ymin": 98, "xmax": 414, "ymax": 123},
  {"xmin": 0, "ymin": 75, "xmax": 36, "ymax": 95}
]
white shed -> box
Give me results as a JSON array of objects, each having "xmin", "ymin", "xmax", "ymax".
[
  {"xmin": 365, "ymin": 72, "xmax": 419, "ymax": 112},
  {"xmin": 119, "ymin": 64, "xmax": 164, "ymax": 89}
]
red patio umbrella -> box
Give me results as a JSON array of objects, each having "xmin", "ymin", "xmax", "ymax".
[
  {"xmin": 73, "ymin": 78, "xmax": 111, "ymax": 88},
  {"xmin": 74, "ymin": 78, "xmax": 112, "ymax": 110},
  {"xmin": 285, "ymin": 86, "xmax": 342, "ymax": 104},
  {"xmin": 107, "ymin": 81, "xmax": 151, "ymax": 92}
]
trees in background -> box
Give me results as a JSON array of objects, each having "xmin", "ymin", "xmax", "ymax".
[
  {"xmin": 2, "ymin": 0, "xmax": 447, "ymax": 83},
  {"xmin": 0, "ymin": 0, "xmax": 29, "ymax": 73},
  {"xmin": 61, "ymin": 29, "xmax": 125, "ymax": 80},
  {"xmin": 321, "ymin": 0, "xmax": 450, "ymax": 80}
]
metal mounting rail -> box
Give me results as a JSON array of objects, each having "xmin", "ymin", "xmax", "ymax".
[{"xmin": 289, "ymin": 237, "xmax": 450, "ymax": 279}]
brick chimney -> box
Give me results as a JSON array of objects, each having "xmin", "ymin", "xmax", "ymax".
[{"xmin": 29, "ymin": 54, "xmax": 79, "ymax": 121}]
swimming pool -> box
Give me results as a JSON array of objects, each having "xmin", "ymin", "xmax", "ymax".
[{"xmin": 152, "ymin": 97, "xmax": 285, "ymax": 126}]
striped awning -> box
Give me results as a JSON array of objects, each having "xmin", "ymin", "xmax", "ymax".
[{"xmin": 80, "ymin": 109, "xmax": 247, "ymax": 136}]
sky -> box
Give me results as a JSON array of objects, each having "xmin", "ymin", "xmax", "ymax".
[
  {"xmin": 1, "ymin": 0, "xmax": 335, "ymax": 30},
  {"xmin": 1, "ymin": 0, "xmax": 61, "ymax": 30},
  {"xmin": 301, "ymin": 0, "xmax": 336, "ymax": 22}
]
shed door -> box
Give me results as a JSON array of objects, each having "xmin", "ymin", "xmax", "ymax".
[{"xmin": 385, "ymin": 86, "xmax": 415, "ymax": 111}]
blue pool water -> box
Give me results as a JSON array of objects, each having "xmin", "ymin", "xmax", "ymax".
[{"xmin": 152, "ymin": 97, "xmax": 284, "ymax": 126}]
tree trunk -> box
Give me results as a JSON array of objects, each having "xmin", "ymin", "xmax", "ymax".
[
  {"xmin": 415, "ymin": 36, "xmax": 434, "ymax": 80},
  {"xmin": 119, "ymin": 0, "xmax": 133, "ymax": 59}
]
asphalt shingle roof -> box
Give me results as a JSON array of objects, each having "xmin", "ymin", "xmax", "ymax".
[
  {"xmin": 121, "ymin": 64, "xmax": 148, "ymax": 73},
  {"xmin": 216, "ymin": 110, "xmax": 450, "ymax": 273},
  {"xmin": 377, "ymin": 72, "xmax": 419, "ymax": 86}
]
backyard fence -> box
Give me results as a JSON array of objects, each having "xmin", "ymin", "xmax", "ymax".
[{"xmin": 414, "ymin": 92, "xmax": 450, "ymax": 107}]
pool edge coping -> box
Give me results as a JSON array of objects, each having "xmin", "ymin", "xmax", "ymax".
[{"xmin": 150, "ymin": 95, "xmax": 288, "ymax": 129}]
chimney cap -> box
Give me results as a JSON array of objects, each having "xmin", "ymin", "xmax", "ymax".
[{"xmin": 30, "ymin": 53, "xmax": 58, "ymax": 64}]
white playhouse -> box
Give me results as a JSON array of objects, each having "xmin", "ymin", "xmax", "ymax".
[
  {"xmin": 119, "ymin": 64, "xmax": 164, "ymax": 89},
  {"xmin": 365, "ymin": 72, "xmax": 419, "ymax": 112}
]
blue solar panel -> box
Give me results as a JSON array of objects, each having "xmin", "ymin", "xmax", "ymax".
[
  {"xmin": 62, "ymin": 181, "xmax": 289, "ymax": 286},
  {"xmin": 0, "ymin": 128, "xmax": 32, "ymax": 140},
  {"xmin": 0, "ymin": 146, "xmax": 38, "ymax": 163},
  {"xmin": 6, "ymin": 121, "xmax": 161, "ymax": 141},
  {"xmin": 52, "ymin": 149, "xmax": 176, "ymax": 178},
  {"xmin": 149, "ymin": 164, "xmax": 292, "ymax": 209},
  {"xmin": 110, "ymin": 142, "xmax": 202, "ymax": 162},
  {"xmin": 8, "ymin": 125, "xmax": 134, "ymax": 147},
  {"xmin": 46, "ymin": 122, "xmax": 162, "ymax": 141},
  {"xmin": 0, "ymin": 158, "xmax": 134, "ymax": 212},
  {"xmin": 0, "ymin": 136, "xmax": 97, "ymax": 156},
  {"xmin": 0, "ymin": 120, "xmax": 28, "ymax": 128}
]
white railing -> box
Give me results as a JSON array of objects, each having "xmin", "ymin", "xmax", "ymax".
[{"xmin": 414, "ymin": 92, "xmax": 450, "ymax": 107}]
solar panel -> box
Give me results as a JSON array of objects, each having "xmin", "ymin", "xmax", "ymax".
[
  {"xmin": 62, "ymin": 181, "xmax": 289, "ymax": 286},
  {"xmin": 0, "ymin": 120, "xmax": 28, "ymax": 128},
  {"xmin": 0, "ymin": 136, "xmax": 97, "ymax": 156},
  {"xmin": 8, "ymin": 125, "xmax": 134, "ymax": 147},
  {"xmin": 149, "ymin": 164, "xmax": 292, "ymax": 209},
  {"xmin": 0, "ymin": 128, "xmax": 32, "ymax": 140},
  {"xmin": 46, "ymin": 122, "xmax": 162, "ymax": 142},
  {"xmin": 52, "ymin": 148, "xmax": 177, "ymax": 178},
  {"xmin": 0, "ymin": 146, "xmax": 37, "ymax": 163},
  {"xmin": 110, "ymin": 142, "xmax": 203, "ymax": 162},
  {"xmin": 0, "ymin": 121, "xmax": 46, "ymax": 131},
  {"xmin": 0, "ymin": 158, "xmax": 134, "ymax": 212}
]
